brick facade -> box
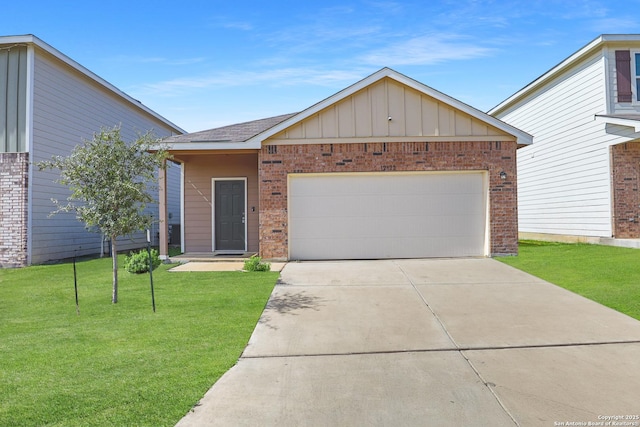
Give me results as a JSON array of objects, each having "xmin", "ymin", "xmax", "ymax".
[
  {"xmin": 611, "ymin": 142, "xmax": 640, "ymax": 238},
  {"xmin": 0, "ymin": 153, "xmax": 29, "ymax": 267},
  {"xmin": 258, "ymin": 140, "xmax": 518, "ymax": 259}
]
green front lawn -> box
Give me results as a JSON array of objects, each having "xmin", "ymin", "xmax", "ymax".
[
  {"xmin": 0, "ymin": 257, "xmax": 278, "ymax": 426},
  {"xmin": 498, "ymin": 240, "xmax": 640, "ymax": 321}
]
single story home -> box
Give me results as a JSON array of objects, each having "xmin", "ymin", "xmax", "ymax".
[
  {"xmin": 158, "ymin": 68, "xmax": 532, "ymax": 261},
  {"xmin": 0, "ymin": 35, "xmax": 184, "ymax": 267},
  {"xmin": 490, "ymin": 34, "xmax": 640, "ymax": 246}
]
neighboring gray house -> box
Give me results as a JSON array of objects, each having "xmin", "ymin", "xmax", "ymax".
[
  {"xmin": 490, "ymin": 34, "xmax": 640, "ymax": 245},
  {"xmin": 0, "ymin": 35, "xmax": 184, "ymax": 267}
]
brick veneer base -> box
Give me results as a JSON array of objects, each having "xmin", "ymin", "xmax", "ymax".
[
  {"xmin": 258, "ymin": 141, "xmax": 518, "ymax": 259},
  {"xmin": 611, "ymin": 142, "xmax": 640, "ymax": 238},
  {"xmin": 0, "ymin": 153, "xmax": 29, "ymax": 267}
]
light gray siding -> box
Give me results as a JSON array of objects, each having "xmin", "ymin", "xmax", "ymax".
[
  {"xmin": 497, "ymin": 52, "xmax": 613, "ymax": 237},
  {"xmin": 29, "ymin": 47, "xmax": 180, "ymax": 263},
  {"xmin": 0, "ymin": 45, "xmax": 27, "ymax": 152}
]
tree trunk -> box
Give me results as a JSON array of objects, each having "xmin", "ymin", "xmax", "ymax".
[{"xmin": 111, "ymin": 237, "xmax": 118, "ymax": 303}]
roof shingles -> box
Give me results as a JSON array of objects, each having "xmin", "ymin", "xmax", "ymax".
[{"xmin": 162, "ymin": 113, "xmax": 297, "ymax": 144}]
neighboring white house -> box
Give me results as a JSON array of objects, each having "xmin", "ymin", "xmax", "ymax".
[
  {"xmin": 0, "ymin": 35, "xmax": 184, "ymax": 267},
  {"xmin": 490, "ymin": 34, "xmax": 640, "ymax": 245}
]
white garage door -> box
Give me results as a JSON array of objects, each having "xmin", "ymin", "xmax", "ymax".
[{"xmin": 288, "ymin": 171, "xmax": 488, "ymax": 260}]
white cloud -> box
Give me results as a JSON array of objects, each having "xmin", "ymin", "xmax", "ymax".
[
  {"xmin": 108, "ymin": 55, "xmax": 206, "ymax": 66},
  {"xmin": 364, "ymin": 0, "xmax": 405, "ymax": 15},
  {"xmin": 207, "ymin": 15, "xmax": 254, "ymax": 31},
  {"xmin": 360, "ymin": 34, "xmax": 495, "ymax": 66},
  {"xmin": 220, "ymin": 21, "xmax": 254, "ymax": 31},
  {"xmin": 589, "ymin": 17, "xmax": 639, "ymax": 33},
  {"xmin": 133, "ymin": 67, "xmax": 372, "ymax": 97}
]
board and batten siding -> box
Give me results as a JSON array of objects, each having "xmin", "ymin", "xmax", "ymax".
[
  {"xmin": 496, "ymin": 51, "xmax": 613, "ymax": 237},
  {"xmin": 0, "ymin": 45, "xmax": 27, "ymax": 153},
  {"xmin": 29, "ymin": 47, "xmax": 180, "ymax": 263},
  {"xmin": 272, "ymin": 77, "xmax": 510, "ymax": 142}
]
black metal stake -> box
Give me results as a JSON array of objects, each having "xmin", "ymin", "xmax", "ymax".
[
  {"xmin": 147, "ymin": 230, "xmax": 156, "ymax": 313},
  {"xmin": 73, "ymin": 250, "xmax": 79, "ymax": 315}
]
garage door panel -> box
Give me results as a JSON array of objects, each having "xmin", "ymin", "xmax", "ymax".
[
  {"xmin": 292, "ymin": 213, "xmax": 484, "ymax": 238},
  {"xmin": 291, "ymin": 236, "xmax": 483, "ymax": 260},
  {"xmin": 289, "ymin": 172, "xmax": 487, "ymax": 260}
]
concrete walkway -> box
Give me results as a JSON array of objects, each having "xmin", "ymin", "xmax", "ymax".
[
  {"xmin": 175, "ymin": 258, "xmax": 640, "ymax": 426},
  {"xmin": 168, "ymin": 261, "xmax": 287, "ymax": 272}
]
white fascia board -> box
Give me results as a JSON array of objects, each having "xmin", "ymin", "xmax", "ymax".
[
  {"xmin": 0, "ymin": 35, "xmax": 185, "ymax": 135},
  {"xmin": 246, "ymin": 67, "xmax": 532, "ymax": 147},
  {"xmin": 155, "ymin": 141, "xmax": 258, "ymax": 151},
  {"xmin": 489, "ymin": 34, "xmax": 640, "ymax": 117}
]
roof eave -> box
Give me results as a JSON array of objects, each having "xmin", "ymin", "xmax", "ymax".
[
  {"xmin": 0, "ymin": 34, "xmax": 185, "ymax": 135},
  {"xmin": 595, "ymin": 114, "xmax": 640, "ymax": 132},
  {"xmin": 154, "ymin": 141, "xmax": 260, "ymax": 151},
  {"xmin": 489, "ymin": 34, "xmax": 640, "ymax": 117}
]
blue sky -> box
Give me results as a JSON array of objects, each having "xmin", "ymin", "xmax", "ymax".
[{"xmin": 4, "ymin": 1, "xmax": 640, "ymax": 132}]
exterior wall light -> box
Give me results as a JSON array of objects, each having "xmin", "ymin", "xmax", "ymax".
[{"xmin": 500, "ymin": 171, "xmax": 507, "ymax": 180}]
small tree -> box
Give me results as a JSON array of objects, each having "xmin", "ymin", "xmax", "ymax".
[{"xmin": 38, "ymin": 126, "xmax": 169, "ymax": 303}]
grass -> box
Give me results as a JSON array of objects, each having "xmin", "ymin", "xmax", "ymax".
[
  {"xmin": 498, "ymin": 240, "xmax": 640, "ymax": 321},
  {"xmin": 0, "ymin": 256, "xmax": 278, "ymax": 426}
]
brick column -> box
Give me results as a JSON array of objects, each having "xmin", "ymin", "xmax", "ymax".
[{"xmin": 0, "ymin": 153, "xmax": 29, "ymax": 267}]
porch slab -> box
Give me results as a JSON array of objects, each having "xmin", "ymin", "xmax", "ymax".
[
  {"xmin": 168, "ymin": 261, "xmax": 287, "ymax": 272},
  {"xmin": 170, "ymin": 252, "xmax": 257, "ymax": 263}
]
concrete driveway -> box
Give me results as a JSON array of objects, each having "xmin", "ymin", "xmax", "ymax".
[{"xmin": 176, "ymin": 258, "xmax": 640, "ymax": 426}]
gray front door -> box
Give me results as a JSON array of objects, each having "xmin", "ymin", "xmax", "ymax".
[{"xmin": 214, "ymin": 180, "xmax": 245, "ymax": 251}]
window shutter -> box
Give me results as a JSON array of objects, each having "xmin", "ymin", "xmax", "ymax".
[{"xmin": 616, "ymin": 50, "xmax": 632, "ymax": 103}]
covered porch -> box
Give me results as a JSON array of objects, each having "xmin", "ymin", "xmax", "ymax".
[
  {"xmin": 158, "ymin": 150, "xmax": 261, "ymax": 260},
  {"xmin": 156, "ymin": 114, "xmax": 295, "ymax": 260}
]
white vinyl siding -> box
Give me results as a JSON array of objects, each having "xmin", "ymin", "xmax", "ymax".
[
  {"xmin": 29, "ymin": 48, "xmax": 180, "ymax": 263},
  {"xmin": 497, "ymin": 52, "xmax": 613, "ymax": 237},
  {"xmin": 288, "ymin": 172, "xmax": 488, "ymax": 260}
]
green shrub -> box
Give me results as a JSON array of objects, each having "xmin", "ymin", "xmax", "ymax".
[
  {"xmin": 243, "ymin": 255, "xmax": 271, "ymax": 272},
  {"xmin": 124, "ymin": 248, "xmax": 161, "ymax": 274}
]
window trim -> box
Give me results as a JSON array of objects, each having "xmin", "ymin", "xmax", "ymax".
[{"xmin": 632, "ymin": 51, "xmax": 640, "ymax": 104}]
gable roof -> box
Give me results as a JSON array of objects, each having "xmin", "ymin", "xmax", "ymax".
[
  {"xmin": 489, "ymin": 34, "xmax": 640, "ymax": 117},
  {"xmin": 0, "ymin": 34, "xmax": 185, "ymax": 135},
  {"xmin": 248, "ymin": 68, "xmax": 531, "ymax": 147},
  {"xmin": 161, "ymin": 67, "xmax": 531, "ymax": 151}
]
